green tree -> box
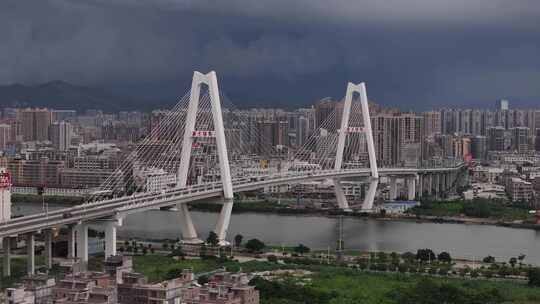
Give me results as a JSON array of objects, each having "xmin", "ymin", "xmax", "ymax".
[
  {"xmin": 416, "ymin": 249, "xmax": 436, "ymax": 263},
  {"xmin": 483, "ymin": 255, "xmax": 495, "ymax": 263},
  {"xmin": 294, "ymin": 244, "xmax": 310, "ymax": 256},
  {"xmin": 206, "ymin": 231, "xmax": 219, "ymax": 247},
  {"xmin": 234, "ymin": 234, "xmax": 243, "ymax": 248},
  {"xmin": 164, "ymin": 268, "xmax": 183, "ymax": 280},
  {"xmin": 377, "ymin": 252, "xmax": 388, "ymax": 263},
  {"xmin": 509, "ymin": 257, "xmax": 517, "ymax": 268},
  {"xmin": 245, "ymin": 238, "xmax": 266, "ymax": 253},
  {"xmin": 528, "ymin": 268, "xmax": 540, "ymax": 287},
  {"xmin": 401, "ymin": 252, "xmax": 416, "ymax": 262},
  {"xmin": 437, "ymin": 252, "xmax": 452, "ymax": 263}
]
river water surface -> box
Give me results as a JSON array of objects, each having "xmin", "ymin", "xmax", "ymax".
[{"xmin": 13, "ymin": 202, "xmax": 540, "ymax": 264}]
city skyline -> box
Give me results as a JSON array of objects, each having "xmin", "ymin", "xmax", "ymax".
[
  {"xmin": 3, "ymin": 2, "xmax": 540, "ymax": 303},
  {"xmin": 1, "ymin": 0, "xmax": 539, "ymax": 110}
]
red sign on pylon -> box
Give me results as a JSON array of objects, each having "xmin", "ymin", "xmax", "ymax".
[
  {"xmin": 192, "ymin": 130, "xmax": 216, "ymax": 138},
  {"xmin": 0, "ymin": 172, "xmax": 12, "ymax": 189},
  {"xmin": 347, "ymin": 127, "xmax": 365, "ymax": 133}
]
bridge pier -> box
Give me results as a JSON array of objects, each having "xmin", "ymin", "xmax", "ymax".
[
  {"xmin": 333, "ymin": 179, "xmax": 351, "ymax": 211},
  {"xmin": 442, "ymin": 173, "xmax": 448, "ymax": 196},
  {"xmin": 178, "ymin": 204, "xmax": 202, "ymax": 244},
  {"xmin": 104, "ymin": 221, "xmax": 118, "ymax": 258},
  {"xmin": 362, "ymin": 179, "xmax": 378, "ymax": 210},
  {"xmin": 435, "ymin": 173, "xmax": 441, "ymax": 199},
  {"xmin": 26, "ymin": 233, "xmax": 35, "ymax": 276},
  {"xmin": 2, "ymin": 237, "xmax": 11, "ymax": 277},
  {"xmin": 44, "ymin": 229, "xmax": 53, "ymax": 269},
  {"xmin": 416, "ymin": 175, "xmax": 423, "ymax": 198},
  {"xmin": 389, "ymin": 177, "xmax": 398, "ymax": 200},
  {"xmin": 76, "ymin": 223, "xmax": 88, "ymax": 266},
  {"xmin": 427, "ymin": 174, "xmax": 433, "ymax": 197},
  {"xmin": 68, "ymin": 225, "xmax": 76, "ymax": 259},
  {"xmin": 407, "ymin": 176, "xmax": 416, "ymax": 200},
  {"xmin": 215, "ymin": 198, "xmax": 234, "ymax": 245}
]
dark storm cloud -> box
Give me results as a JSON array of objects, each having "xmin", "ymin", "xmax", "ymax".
[{"xmin": 1, "ymin": 0, "xmax": 539, "ymax": 109}]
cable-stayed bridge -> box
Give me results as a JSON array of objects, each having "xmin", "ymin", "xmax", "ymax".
[{"xmin": 1, "ymin": 71, "xmax": 465, "ymax": 277}]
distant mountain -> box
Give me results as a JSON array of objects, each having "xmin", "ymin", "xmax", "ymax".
[{"xmin": 0, "ymin": 81, "xmax": 161, "ymax": 112}]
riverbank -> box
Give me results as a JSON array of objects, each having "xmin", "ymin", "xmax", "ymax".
[{"xmin": 188, "ymin": 200, "xmax": 540, "ymax": 231}]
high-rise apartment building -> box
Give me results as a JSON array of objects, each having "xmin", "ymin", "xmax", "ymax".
[
  {"xmin": 471, "ymin": 136, "xmax": 488, "ymax": 160},
  {"xmin": 49, "ymin": 121, "xmax": 73, "ymax": 151},
  {"xmin": 422, "ymin": 111, "xmax": 441, "ymax": 137},
  {"xmin": 18, "ymin": 108, "xmax": 52, "ymax": 141},
  {"xmin": 51, "ymin": 110, "xmax": 77, "ymax": 122},
  {"xmin": 314, "ymin": 98, "xmax": 341, "ymax": 132},
  {"xmin": 371, "ymin": 113, "xmax": 422, "ymax": 166},
  {"xmin": 487, "ymin": 126, "xmax": 506, "ymax": 151},
  {"xmin": 498, "ymin": 99, "xmax": 509, "ymax": 111},
  {"xmin": 536, "ymin": 128, "xmax": 540, "ymax": 152},
  {"xmin": 0, "ymin": 124, "xmax": 11, "ymax": 150},
  {"xmin": 511, "ymin": 127, "xmax": 530, "ymax": 153}
]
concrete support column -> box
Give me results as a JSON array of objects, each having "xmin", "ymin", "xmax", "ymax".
[
  {"xmin": 443, "ymin": 173, "xmax": 448, "ymax": 195},
  {"xmin": 44, "ymin": 229, "xmax": 53, "ymax": 269},
  {"xmin": 427, "ymin": 174, "xmax": 433, "ymax": 196},
  {"xmin": 2, "ymin": 237, "xmax": 11, "ymax": 277},
  {"xmin": 417, "ymin": 175, "xmax": 423, "ymax": 198},
  {"xmin": 214, "ymin": 198, "xmax": 234, "ymax": 245},
  {"xmin": 104, "ymin": 221, "xmax": 117, "ymax": 258},
  {"xmin": 435, "ymin": 174, "xmax": 440, "ymax": 198},
  {"xmin": 333, "ymin": 178, "xmax": 351, "ymax": 211},
  {"xmin": 361, "ymin": 179, "xmax": 378, "ymax": 210},
  {"xmin": 407, "ymin": 177, "xmax": 416, "ymax": 201},
  {"xmin": 26, "ymin": 233, "xmax": 35, "ymax": 276},
  {"xmin": 178, "ymin": 203, "xmax": 202, "ymax": 244},
  {"xmin": 389, "ymin": 177, "xmax": 398, "ymax": 200},
  {"xmin": 76, "ymin": 223, "xmax": 88, "ymax": 265},
  {"xmin": 68, "ymin": 225, "xmax": 76, "ymax": 259}
]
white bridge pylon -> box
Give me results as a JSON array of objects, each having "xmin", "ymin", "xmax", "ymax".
[
  {"xmin": 175, "ymin": 72, "xmax": 379, "ymax": 244},
  {"xmin": 177, "ymin": 71, "xmax": 233, "ymax": 245},
  {"xmin": 333, "ymin": 82, "xmax": 379, "ymax": 211}
]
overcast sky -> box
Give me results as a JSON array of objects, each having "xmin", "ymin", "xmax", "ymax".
[{"xmin": 1, "ymin": 0, "xmax": 539, "ymax": 109}]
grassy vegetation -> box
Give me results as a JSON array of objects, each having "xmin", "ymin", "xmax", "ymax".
[
  {"xmin": 127, "ymin": 255, "xmax": 540, "ymax": 303},
  {"xmin": 296, "ymin": 269, "xmax": 540, "ymax": 304},
  {"xmin": 409, "ymin": 198, "xmax": 534, "ymax": 221},
  {"xmin": 253, "ymin": 265, "xmax": 540, "ymax": 304},
  {"xmin": 132, "ymin": 254, "xmax": 287, "ymax": 282},
  {"xmin": 0, "ymin": 258, "xmax": 28, "ymax": 289},
  {"xmin": 0, "ymin": 257, "xmax": 46, "ymax": 290},
  {"xmin": 132, "ymin": 255, "xmax": 224, "ymax": 281}
]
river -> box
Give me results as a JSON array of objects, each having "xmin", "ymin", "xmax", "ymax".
[{"xmin": 12, "ymin": 202, "xmax": 540, "ymax": 264}]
